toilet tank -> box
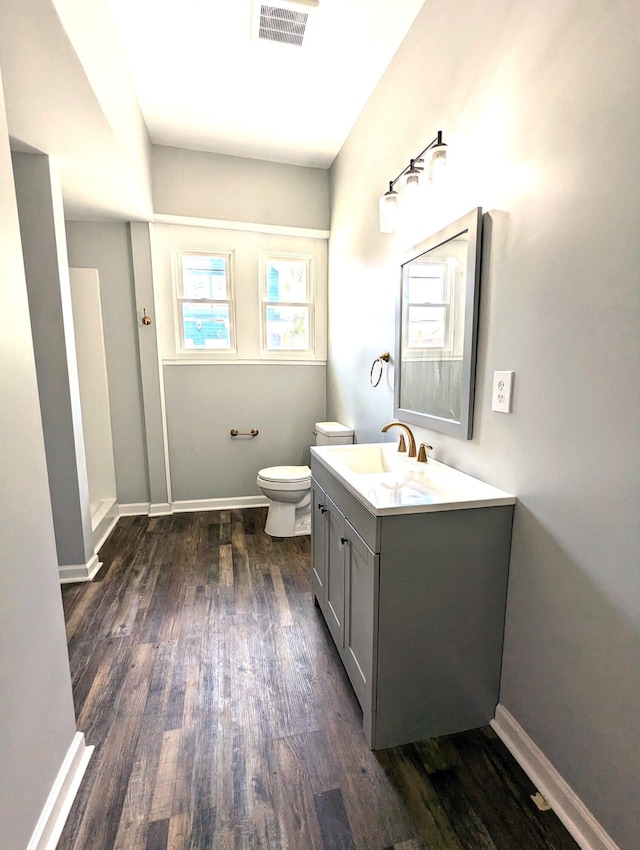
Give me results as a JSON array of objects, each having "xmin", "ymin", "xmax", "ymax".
[{"xmin": 314, "ymin": 421, "xmax": 354, "ymax": 446}]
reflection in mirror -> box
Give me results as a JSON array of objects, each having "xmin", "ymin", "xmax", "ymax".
[{"xmin": 394, "ymin": 208, "xmax": 482, "ymax": 439}]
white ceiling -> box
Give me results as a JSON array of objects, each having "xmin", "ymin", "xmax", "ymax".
[
  {"xmin": 0, "ymin": 0, "xmax": 424, "ymax": 218},
  {"xmin": 107, "ymin": 0, "xmax": 426, "ymax": 168}
]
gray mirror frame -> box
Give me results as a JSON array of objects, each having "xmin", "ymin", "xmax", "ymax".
[{"xmin": 394, "ymin": 207, "xmax": 483, "ymax": 439}]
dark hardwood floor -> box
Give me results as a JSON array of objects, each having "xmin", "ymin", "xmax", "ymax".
[{"xmin": 59, "ymin": 509, "xmax": 578, "ymax": 850}]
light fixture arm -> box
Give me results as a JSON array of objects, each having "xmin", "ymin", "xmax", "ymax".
[{"xmin": 388, "ymin": 130, "xmax": 445, "ymax": 190}]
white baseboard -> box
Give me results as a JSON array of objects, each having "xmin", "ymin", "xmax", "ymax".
[
  {"xmin": 172, "ymin": 495, "xmax": 268, "ymax": 513},
  {"xmin": 118, "ymin": 502, "xmax": 151, "ymax": 516},
  {"xmin": 90, "ymin": 497, "xmax": 116, "ymax": 532},
  {"xmin": 59, "ymin": 553, "xmax": 102, "ymax": 584},
  {"xmin": 149, "ymin": 501, "xmax": 173, "ymax": 517},
  {"xmin": 491, "ymin": 704, "xmax": 620, "ymax": 850},
  {"xmin": 27, "ymin": 732, "xmax": 94, "ymax": 850},
  {"xmin": 91, "ymin": 498, "xmax": 119, "ymax": 552},
  {"xmin": 118, "ymin": 496, "xmax": 268, "ymax": 517},
  {"xmin": 58, "ymin": 508, "xmax": 117, "ymax": 585}
]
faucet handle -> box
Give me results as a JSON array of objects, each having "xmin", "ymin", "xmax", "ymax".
[
  {"xmin": 417, "ymin": 443, "xmax": 433, "ymax": 462},
  {"xmin": 397, "ymin": 434, "xmax": 407, "ymax": 453}
]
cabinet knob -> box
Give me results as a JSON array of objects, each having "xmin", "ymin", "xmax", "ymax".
[
  {"xmin": 318, "ymin": 503, "xmax": 327, "ymax": 513},
  {"xmin": 340, "ymin": 537, "xmax": 348, "ymax": 545}
]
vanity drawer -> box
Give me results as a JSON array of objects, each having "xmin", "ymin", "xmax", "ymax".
[{"xmin": 311, "ymin": 459, "xmax": 380, "ymax": 552}]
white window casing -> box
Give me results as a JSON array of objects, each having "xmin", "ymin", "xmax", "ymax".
[
  {"xmin": 173, "ymin": 249, "xmax": 238, "ymax": 359},
  {"xmin": 155, "ymin": 223, "xmax": 327, "ymax": 365},
  {"xmin": 259, "ymin": 251, "xmax": 316, "ymax": 360}
]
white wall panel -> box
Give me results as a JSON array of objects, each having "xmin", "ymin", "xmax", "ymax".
[{"xmin": 69, "ymin": 267, "xmax": 117, "ymax": 517}]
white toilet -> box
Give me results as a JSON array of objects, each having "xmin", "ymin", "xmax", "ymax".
[{"xmin": 257, "ymin": 421, "xmax": 354, "ymax": 537}]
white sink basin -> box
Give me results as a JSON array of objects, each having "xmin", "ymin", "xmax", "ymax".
[
  {"xmin": 326, "ymin": 443, "xmax": 397, "ymax": 474},
  {"xmin": 310, "ymin": 442, "xmax": 515, "ymax": 516}
]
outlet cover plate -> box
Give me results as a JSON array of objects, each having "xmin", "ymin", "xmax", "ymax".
[{"xmin": 492, "ymin": 371, "xmax": 514, "ymax": 413}]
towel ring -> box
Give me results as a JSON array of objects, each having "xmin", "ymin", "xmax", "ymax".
[{"xmin": 370, "ymin": 351, "xmax": 391, "ymax": 388}]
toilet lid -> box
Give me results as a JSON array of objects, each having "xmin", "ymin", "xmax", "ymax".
[{"xmin": 258, "ymin": 465, "xmax": 311, "ymax": 483}]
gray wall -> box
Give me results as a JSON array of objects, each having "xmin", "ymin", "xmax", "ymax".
[
  {"xmin": 67, "ymin": 149, "xmax": 331, "ymax": 509},
  {"xmin": 65, "ymin": 221, "xmax": 149, "ymax": 505},
  {"xmin": 150, "ymin": 155, "xmax": 331, "ymax": 505},
  {"xmin": 327, "ymin": 1, "xmax": 639, "ymax": 847},
  {"xmin": 164, "ymin": 365, "xmax": 326, "ymax": 500},
  {"xmin": 0, "ymin": 71, "xmax": 78, "ymax": 850},
  {"xmin": 13, "ymin": 152, "xmax": 94, "ymax": 569},
  {"xmin": 130, "ymin": 222, "xmax": 170, "ymax": 511},
  {"xmin": 152, "ymin": 144, "xmax": 330, "ymax": 229}
]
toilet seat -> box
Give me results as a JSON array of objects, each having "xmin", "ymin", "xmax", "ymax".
[{"xmin": 258, "ymin": 465, "xmax": 311, "ymax": 485}]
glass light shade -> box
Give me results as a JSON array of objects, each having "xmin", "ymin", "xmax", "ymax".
[
  {"xmin": 405, "ymin": 171, "xmax": 420, "ymax": 192},
  {"xmin": 404, "ymin": 160, "xmax": 422, "ymax": 193},
  {"xmin": 379, "ymin": 190, "xmax": 399, "ymax": 233},
  {"xmin": 429, "ymin": 145, "xmax": 447, "ymax": 182}
]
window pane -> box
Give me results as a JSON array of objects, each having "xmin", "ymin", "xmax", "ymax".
[
  {"xmin": 181, "ymin": 302, "xmax": 231, "ymax": 349},
  {"xmin": 181, "ymin": 255, "xmax": 228, "ymax": 299},
  {"xmin": 265, "ymin": 259, "xmax": 307, "ymax": 302},
  {"xmin": 407, "ymin": 305, "xmax": 447, "ymax": 348},
  {"xmin": 408, "ymin": 262, "xmax": 446, "ymax": 303},
  {"xmin": 265, "ymin": 305, "xmax": 309, "ymax": 350}
]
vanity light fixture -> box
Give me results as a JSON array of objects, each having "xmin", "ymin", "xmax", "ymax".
[{"xmin": 378, "ymin": 130, "xmax": 448, "ymax": 233}]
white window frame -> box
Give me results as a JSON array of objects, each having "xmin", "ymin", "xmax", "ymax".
[
  {"xmin": 173, "ymin": 249, "xmax": 237, "ymax": 359},
  {"xmin": 401, "ymin": 259, "xmax": 457, "ymax": 361},
  {"xmin": 258, "ymin": 251, "xmax": 315, "ymax": 360}
]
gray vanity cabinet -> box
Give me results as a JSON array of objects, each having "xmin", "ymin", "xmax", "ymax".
[
  {"xmin": 311, "ymin": 483, "xmax": 327, "ymax": 600},
  {"xmin": 325, "ymin": 494, "xmax": 346, "ymax": 647},
  {"xmin": 312, "ymin": 483, "xmax": 347, "ymax": 648},
  {"xmin": 341, "ymin": 520, "xmax": 378, "ymax": 718},
  {"xmin": 311, "ymin": 457, "xmax": 514, "ymax": 751},
  {"xmin": 312, "ymin": 477, "xmax": 378, "ymax": 728}
]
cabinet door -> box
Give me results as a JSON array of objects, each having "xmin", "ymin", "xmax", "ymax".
[
  {"xmin": 325, "ymin": 495, "xmax": 346, "ymax": 649},
  {"xmin": 343, "ymin": 521, "xmax": 378, "ymax": 716},
  {"xmin": 311, "ymin": 481, "xmax": 327, "ymax": 606}
]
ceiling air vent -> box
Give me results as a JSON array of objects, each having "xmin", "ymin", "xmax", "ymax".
[{"xmin": 256, "ymin": 0, "xmax": 319, "ymax": 47}]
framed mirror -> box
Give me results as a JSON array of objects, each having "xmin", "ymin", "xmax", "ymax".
[{"xmin": 394, "ymin": 207, "xmax": 483, "ymax": 439}]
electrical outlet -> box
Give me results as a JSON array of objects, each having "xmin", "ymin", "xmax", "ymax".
[{"xmin": 492, "ymin": 371, "xmax": 514, "ymax": 413}]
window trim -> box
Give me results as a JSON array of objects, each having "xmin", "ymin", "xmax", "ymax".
[
  {"xmin": 173, "ymin": 249, "xmax": 238, "ymax": 359},
  {"xmin": 401, "ymin": 258, "xmax": 458, "ymax": 362},
  {"xmin": 258, "ymin": 251, "xmax": 316, "ymax": 360}
]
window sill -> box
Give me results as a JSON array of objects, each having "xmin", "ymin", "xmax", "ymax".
[{"xmin": 162, "ymin": 358, "xmax": 327, "ymax": 367}]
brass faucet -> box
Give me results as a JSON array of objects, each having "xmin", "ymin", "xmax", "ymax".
[{"xmin": 381, "ymin": 421, "xmax": 417, "ymax": 457}]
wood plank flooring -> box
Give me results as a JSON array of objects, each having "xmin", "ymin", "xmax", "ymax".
[{"xmin": 59, "ymin": 509, "xmax": 578, "ymax": 850}]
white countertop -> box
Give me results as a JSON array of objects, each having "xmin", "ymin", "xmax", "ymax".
[{"xmin": 311, "ymin": 442, "xmax": 516, "ymax": 517}]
